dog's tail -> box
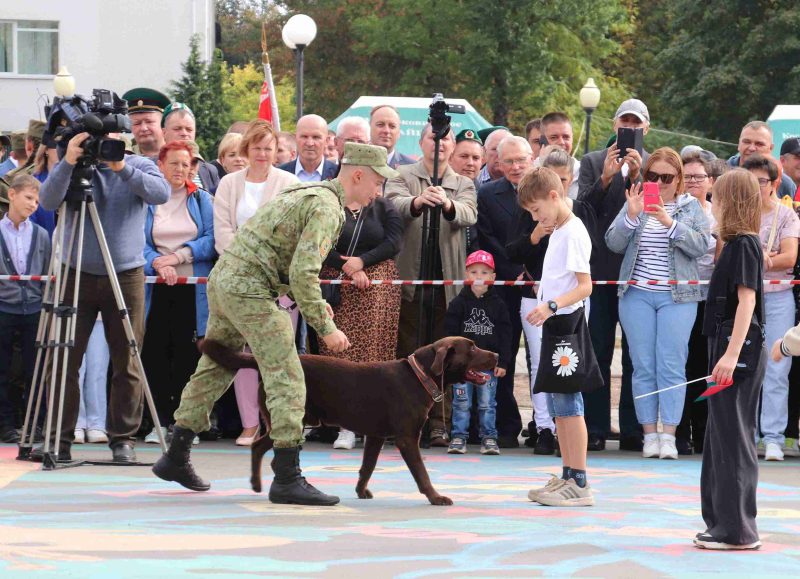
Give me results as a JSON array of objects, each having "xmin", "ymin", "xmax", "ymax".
[{"xmin": 197, "ymin": 339, "xmax": 259, "ymax": 370}]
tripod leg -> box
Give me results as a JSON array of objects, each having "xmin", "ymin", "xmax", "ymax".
[{"xmin": 87, "ymin": 201, "xmax": 167, "ymax": 454}]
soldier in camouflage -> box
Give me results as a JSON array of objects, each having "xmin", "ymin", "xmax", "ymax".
[{"xmin": 153, "ymin": 142, "xmax": 399, "ymax": 506}]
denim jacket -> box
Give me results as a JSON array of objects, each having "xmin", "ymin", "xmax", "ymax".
[{"xmin": 605, "ymin": 193, "xmax": 710, "ymax": 303}]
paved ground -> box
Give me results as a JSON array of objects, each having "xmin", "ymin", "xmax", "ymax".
[{"xmin": 1, "ymin": 439, "xmax": 798, "ymax": 578}]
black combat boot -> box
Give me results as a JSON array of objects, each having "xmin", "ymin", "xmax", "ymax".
[
  {"xmin": 152, "ymin": 426, "xmax": 210, "ymax": 491},
  {"xmin": 268, "ymin": 446, "xmax": 340, "ymax": 506}
]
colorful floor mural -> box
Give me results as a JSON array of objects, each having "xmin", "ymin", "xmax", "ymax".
[{"xmin": 1, "ymin": 442, "xmax": 798, "ymax": 578}]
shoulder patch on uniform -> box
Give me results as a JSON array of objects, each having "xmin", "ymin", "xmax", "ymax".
[{"xmin": 320, "ymin": 237, "xmax": 332, "ymax": 257}]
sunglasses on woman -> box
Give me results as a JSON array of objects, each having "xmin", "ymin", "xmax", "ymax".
[{"xmin": 644, "ymin": 171, "xmax": 677, "ymax": 185}]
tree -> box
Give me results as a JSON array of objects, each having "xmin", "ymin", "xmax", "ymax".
[
  {"xmin": 171, "ymin": 36, "xmax": 232, "ymax": 157},
  {"xmin": 222, "ymin": 62, "xmax": 297, "ymax": 132}
]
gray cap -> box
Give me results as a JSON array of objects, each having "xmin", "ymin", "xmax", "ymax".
[{"xmin": 615, "ymin": 99, "xmax": 650, "ymax": 123}]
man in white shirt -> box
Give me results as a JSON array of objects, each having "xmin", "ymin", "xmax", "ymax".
[{"xmin": 279, "ymin": 115, "xmax": 338, "ymax": 182}]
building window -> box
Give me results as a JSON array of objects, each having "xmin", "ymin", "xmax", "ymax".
[{"xmin": 0, "ymin": 20, "xmax": 59, "ymax": 75}]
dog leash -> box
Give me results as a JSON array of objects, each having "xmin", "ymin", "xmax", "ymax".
[{"xmin": 407, "ymin": 354, "xmax": 444, "ymax": 403}]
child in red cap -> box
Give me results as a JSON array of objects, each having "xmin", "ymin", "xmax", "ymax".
[{"xmin": 444, "ymin": 250, "xmax": 512, "ymax": 455}]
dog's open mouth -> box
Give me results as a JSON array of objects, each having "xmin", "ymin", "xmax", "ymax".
[{"xmin": 465, "ymin": 369, "xmax": 491, "ymax": 385}]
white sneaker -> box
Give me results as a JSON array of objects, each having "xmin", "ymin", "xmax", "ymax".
[
  {"xmin": 86, "ymin": 429, "xmax": 108, "ymax": 443},
  {"xmin": 659, "ymin": 434, "xmax": 678, "ymax": 460},
  {"xmin": 642, "ymin": 434, "xmax": 660, "ymax": 458},
  {"xmin": 535, "ymin": 479, "xmax": 594, "ymax": 507},
  {"xmin": 333, "ymin": 429, "xmax": 356, "ymax": 450},
  {"xmin": 73, "ymin": 428, "xmax": 85, "ymax": 444},
  {"xmin": 764, "ymin": 442, "xmax": 784, "ymax": 461},
  {"xmin": 192, "ymin": 435, "xmax": 199, "ymax": 446},
  {"xmin": 145, "ymin": 427, "xmax": 167, "ymax": 445}
]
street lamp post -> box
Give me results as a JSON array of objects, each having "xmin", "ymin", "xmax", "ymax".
[
  {"xmin": 53, "ymin": 66, "xmax": 76, "ymax": 97},
  {"xmin": 282, "ymin": 14, "xmax": 317, "ymax": 121},
  {"xmin": 579, "ymin": 78, "xmax": 601, "ymax": 155}
]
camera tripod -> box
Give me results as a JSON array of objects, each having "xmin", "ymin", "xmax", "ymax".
[{"xmin": 16, "ymin": 180, "xmax": 167, "ymax": 470}]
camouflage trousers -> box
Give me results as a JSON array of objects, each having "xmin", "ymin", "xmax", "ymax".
[{"xmin": 174, "ymin": 273, "xmax": 305, "ymax": 447}]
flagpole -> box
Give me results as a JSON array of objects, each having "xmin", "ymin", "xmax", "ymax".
[
  {"xmin": 262, "ymin": 23, "xmax": 280, "ymax": 131},
  {"xmin": 634, "ymin": 375, "xmax": 713, "ymax": 400}
]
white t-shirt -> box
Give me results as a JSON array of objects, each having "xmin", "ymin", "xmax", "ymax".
[
  {"xmin": 236, "ymin": 180, "xmax": 269, "ymax": 227},
  {"xmin": 537, "ymin": 214, "xmax": 592, "ymax": 314}
]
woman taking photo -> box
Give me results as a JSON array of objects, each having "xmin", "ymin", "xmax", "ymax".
[
  {"xmin": 142, "ymin": 141, "xmax": 216, "ymax": 444},
  {"xmin": 214, "ymin": 120, "xmax": 299, "ymax": 446},
  {"xmin": 319, "ymin": 187, "xmax": 403, "ymax": 450},
  {"xmin": 606, "ymin": 147, "xmax": 709, "ymax": 460},
  {"xmin": 742, "ymin": 155, "xmax": 799, "ymax": 462}
]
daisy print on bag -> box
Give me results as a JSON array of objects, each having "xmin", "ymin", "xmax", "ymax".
[{"xmin": 552, "ymin": 343, "xmax": 579, "ymax": 377}]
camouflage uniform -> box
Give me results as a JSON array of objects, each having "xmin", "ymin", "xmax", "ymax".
[{"xmin": 173, "ymin": 180, "xmax": 345, "ymax": 447}]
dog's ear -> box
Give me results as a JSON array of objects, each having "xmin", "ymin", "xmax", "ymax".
[{"xmin": 431, "ymin": 344, "xmax": 453, "ymax": 376}]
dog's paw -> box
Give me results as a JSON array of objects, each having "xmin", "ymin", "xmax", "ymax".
[
  {"xmin": 356, "ymin": 487, "xmax": 373, "ymax": 499},
  {"xmin": 429, "ymin": 494, "xmax": 453, "ymax": 506},
  {"xmin": 251, "ymin": 477, "xmax": 263, "ymax": 494}
]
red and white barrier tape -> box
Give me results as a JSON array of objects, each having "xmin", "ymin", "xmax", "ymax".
[{"xmin": 2, "ymin": 274, "xmax": 800, "ymax": 286}]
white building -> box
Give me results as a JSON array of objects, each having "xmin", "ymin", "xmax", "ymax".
[{"xmin": 0, "ymin": 0, "xmax": 216, "ymax": 132}]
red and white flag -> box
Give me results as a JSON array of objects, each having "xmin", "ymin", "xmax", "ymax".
[{"xmin": 259, "ymin": 24, "xmax": 280, "ymax": 131}]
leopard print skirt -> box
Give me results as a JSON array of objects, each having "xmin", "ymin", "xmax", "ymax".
[{"xmin": 318, "ymin": 259, "xmax": 401, "ymax": 363}]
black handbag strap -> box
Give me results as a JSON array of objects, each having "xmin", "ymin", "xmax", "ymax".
[{"xmin": 335, "ymin": 208, "xmax": 365, "ymax": 281}]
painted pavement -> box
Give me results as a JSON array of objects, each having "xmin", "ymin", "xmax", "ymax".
[{"xmin": 0, "ymin": 442, "xmax": 798, "ymax": 578}]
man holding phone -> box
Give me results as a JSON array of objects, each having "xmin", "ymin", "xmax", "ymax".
[{"xmin": 576, "ymin": 98, "xmax": 650, "ymax": 453}]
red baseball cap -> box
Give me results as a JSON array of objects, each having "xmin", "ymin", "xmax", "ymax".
[{"xmin": 465, "ymin": 250, "xmax": 495, "ymax": 270}]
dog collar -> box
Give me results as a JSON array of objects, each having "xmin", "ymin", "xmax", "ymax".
[{"xmin": 407, "ymin": 354, "xmax": 444, "ymax": 403}]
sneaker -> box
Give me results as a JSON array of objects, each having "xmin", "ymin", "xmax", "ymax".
[
  {"xmin": 429, "ymin": 429, "xmax": 449, "ymax": 447},
  {"xmin": 764, "ymin": 442, "xmax": 784, "ymax": 461},
  {"xmin": 693, "ymin": 532, "xmax": 761, "ymax": 550},
  {"xmin": 534, "ymin": 429, "xmax": 555, "ymax": 455},
  {"xmin": 527, "ymin": 475, "xmax": 566, "ymax": 502},
  {"xmin": 447, "ymin": 436, "xmax": 467, "ymax": 454},
  {"xmin": 535, "ymin": 478, "xmax": 594, "ymax": 507},
  {"xmin": 86, "ymin": 429, "xmax": 108, "ymax": 444},
  {"xmin": 659, "ymin": 434, "xmax": 678, "ymax": 460},
  {"xmin": 676, "ymin": 437, "xmax": 693, "ymax": 456},
  {"xmin": 192, "ymin": 435, "xmax": 199, "ymax": 446},
  {"xmin": 333, "ymin": 429, "xmax": 356, "ymax": 450},
  {"xmin": 145, "ymin": 427, "xmax": 167, "ymax": 445},
  {"xmin": 784, "ymin": 437, "xmax": 800, "ymax": 458},
  {"xmin": 481, "ymin": 438, "xmax": 500, "ymax": 455},
  {"xmin": 642, "ymin": 434, "xmax": 659, "ymax": 458},
  {"xmin": 73, "ymin": 429, "xmax": 85, "ymax": 444}
]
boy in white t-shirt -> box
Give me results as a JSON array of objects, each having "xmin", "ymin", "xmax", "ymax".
[{"xmin": 519, "ymin": 167, "xmax": 595, "ymax": 507}]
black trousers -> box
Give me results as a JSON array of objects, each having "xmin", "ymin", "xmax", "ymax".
[
  {"xmin": 701, "ymin": 339, "xmax": 765, "ymax": 545},
  {"xmin": 583, "ymin": 285, "xmax": 640, "ymax": 438},
  {"xmin": 677, "ymin": 300, "xmax": 709, "ymax": 446},
  {"xmin": 786, "ymin": 357, "xmax": 800, "ymax": 439},
  {"xmin": 141, "ymin": 284, "xmax": 200, "ymax": 426},
  {"xmin": 494, "ymin": 286, "xmax": 523, "ymax": 439},
  {"xmin": 0, "ymin": 312, "xmax": 40, "ymax": 429}
]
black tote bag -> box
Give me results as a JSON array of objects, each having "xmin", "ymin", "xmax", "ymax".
[{"xmin": 533, "ymin": 306, "xmax": 603, "ymax": 394}]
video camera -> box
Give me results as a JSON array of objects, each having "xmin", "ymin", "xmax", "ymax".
[
  {"xmin": 45, "ymin": 89, "xmax": 131, "ymax": 164},
  {"xmin": 428, "ymin": 93, "xmax": 465, "ymax": 139}
]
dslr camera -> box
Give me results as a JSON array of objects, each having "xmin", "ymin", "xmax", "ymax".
[{"xmin": 46, "ymin": 89, "xmax": 131, "ymax": 164}]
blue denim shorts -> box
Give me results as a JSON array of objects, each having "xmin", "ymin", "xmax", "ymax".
[{"xmin": 546, "ymin": 392, "xmax": 584, "ymax": 418}]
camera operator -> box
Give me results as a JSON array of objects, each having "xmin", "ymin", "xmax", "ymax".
[{"xmin": 38, "ymin": 132, "xmax": 170, "ymax": 462}]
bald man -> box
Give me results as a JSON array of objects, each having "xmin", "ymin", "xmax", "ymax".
[{"xmin": 280, "ymin": 114, "xmax": 338, "ymax": 182}]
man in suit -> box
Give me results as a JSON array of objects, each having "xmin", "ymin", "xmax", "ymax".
[
  {"xmin": 577, "ymin": 98, "xmax": 650, "ymax": 453},
  {"xmin": 334, "ymin": 117, "xmax": 370, "ymax": 160},
  {"xmin": 369, "ymin": 105, "xmax": 415, "ymax": 168},
  {"xmin": 476, "ymin": 127, "xmax": 511, "ymax": 187},
  {"xmin": 476, "ymin": 135, "xmax": 533, "ymax": 448},
  {"xmin": 279, "ymin": 114, "xmax": 338, "ymax": 182},
  {"xmin": 162, "ymin": 103, "xmax": 220, "ymax": 194}
]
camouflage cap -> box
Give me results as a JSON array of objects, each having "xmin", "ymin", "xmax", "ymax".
[
  {"xmin": 455, "ymin": 129, "xmax": 483, "ymax": 145},
  {"xmin": 340, "ymin": 142, "xmax": 399, "ymax": 179},
  {"xmin": 10, "ymin": 131, "xmax": 26, "ymax": 151},
  {"xmin": 27, "ymin": 120, "xmax": 46, "ymax": 142}
]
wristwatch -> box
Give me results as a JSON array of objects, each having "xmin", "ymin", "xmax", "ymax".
[{"xmin": 547, "ymin": 300, "xmax": 558, "ymax": 314}]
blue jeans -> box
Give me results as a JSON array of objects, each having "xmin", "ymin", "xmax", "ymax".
[
  {"xmin": 760, "ymin": 290, "xmax": 794, "ymax": 445},
  {"xmin": 619, "ymin": 286, "xmax": 697, "ymax": 426},
  {"xmin": 546, "ymin": 392, "xmax": 584, "ymax": 418},
  {"xmin": 451, "ymin": 376, "xmax": 497, "ymax": 440},
  {"xmin": 76, "ymin": 319, "xmax": 109, "ymax": 431}
]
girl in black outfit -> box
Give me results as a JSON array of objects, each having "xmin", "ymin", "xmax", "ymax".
[{"xmin": 694, "ymin": 169, "xmax": 765, "ymax": 551}]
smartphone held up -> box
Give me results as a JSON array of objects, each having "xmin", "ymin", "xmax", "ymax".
[
  {"xmin": 643, "ymin": 181, "xmax": 661, "ymax": 213},
  {"xmin": 617, "ymin": 127, "xmax": 644, "ymax": 160}
]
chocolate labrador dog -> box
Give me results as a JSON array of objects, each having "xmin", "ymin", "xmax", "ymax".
[{"xmin": 199, "ymin": 336, "xmax": 498, "ymax": 505}]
